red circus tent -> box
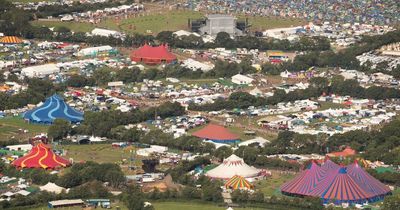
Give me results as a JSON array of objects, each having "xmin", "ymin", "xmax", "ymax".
[
  {"xmin": 192, "ymin": 124, "xmax": 239, "ymax": 143},
  {"xmin": 321, "ymin": 156, "xmax": 340, "ymax": 172},
  {"xmin": 327, "ymin": 146, "xmax": 356, "ymax": 158},
  {"xmin": 130, "ymin": 44, "xmax": 177, "ymax": 65},
  {"xmin": 12, "ymin": 143, "xmax": 70, "ymax": 169}
]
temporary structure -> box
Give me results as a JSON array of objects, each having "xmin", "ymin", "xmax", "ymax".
[
  {"xmin": 281, "ymin": 160, "xmax": 391, "ymax": 204},
  {"xmin": 39, "ymin": 182, "xmax": 67, "ymax": 194},
  {"xmin": 0, "ymin": 36, "xmax": 23, "ymax": 44},
  {"xmin": 12, "ymin": 143, "xmax": 70, "ymax": 169},
  {"xmin": 347, "ymin": 160, "xmax": 391, "ymax": 197},
  {"xmin": 309, "ymin": 167, "xmax": 374, "ymax": 205},
  {"xmin": 327, "ymin": 146, "xmax": 356, "ymax": 158},
  {"xmin": 24, "ymin": 94, "xmax": 83, "ymax": 124},
  {"xmin": 321, "ymin": 157, "xmax": 340, "ymax": 172},
  {"xmin": 192, "ymin": 124, "xmax": 239, "ymax": 143},
  {"xmin": 224, "ymin": 175, "xmax": 253, "ymax": 190},
  {"xmin": 130, "ymin": 44, "xmax": 177, "ymax": 65},
  {"xmin": 205, "ymin": 154, "xmax": 261, "ymax": 179},
  {"xmin": 281, "ymin": 161, "xmax": 327, "ymax": 196}
]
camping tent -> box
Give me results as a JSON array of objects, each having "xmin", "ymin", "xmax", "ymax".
[
  {"xmin": 205, "ymin": 154, "xmax": 261, "ymax": 179},
  {"xmin": 281, "ymin": 161, "xmax": 327, "ymax": 196},
  {"xmin": 0, "ymin": 36, "xmax": 23, "ymax": 44},
  {"xmin": 12, "ymin": 143, "xmax": 70, "ymax": 169},
  {"xmin": 224, "ymin": 175, "xmax": 253, "ymax": 190},
  {"xmin": 24, "ymin": 94, "xmax": 83, "ymax": 124},
  {"xmin": 192, "ymin": 124, "xmax": 239, "ymax": 143},
  {"xmin": 130, "ymin": 44, "xmax": 177, "ymax": 65}
]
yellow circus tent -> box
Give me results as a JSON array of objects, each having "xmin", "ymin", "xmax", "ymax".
[
  {"xmin": 0, "ymin": 36, "xmax": 23, "ymax": 44},
  {"xmin": 224, "ymin": 175, "xmax": 254, "ymax": 190}
]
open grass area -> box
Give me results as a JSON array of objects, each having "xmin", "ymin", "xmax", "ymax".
[
  {"xmin": 100, "ymin": 10, "xmax": 203, "ymax": 35},
  {"xmin": 31, "ymin": 20, "xmax": 95, "ymax": 33},
  {"xmin": 61, "ymin": 144, "xmax": 130, "ymax": 164},
  {"xmin": 254, "ymin": 171, "xmax": 296, "ymax": 197},
  {"xmin": 153, "ymin": 202, "xmax": 266, "ymax": 210},
  {"xmin": 0, "ymin": 116, "xmax": 48, "ymax": 141}
]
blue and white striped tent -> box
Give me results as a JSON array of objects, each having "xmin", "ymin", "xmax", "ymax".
[{"xmin": 24, "ymin": 94, "xmax": 83, "ymax": 124}]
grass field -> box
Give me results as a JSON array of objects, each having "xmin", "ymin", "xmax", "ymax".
[
  {"xmin": 31, "ymin": 9, "xmax": 306, "ymax": 35},
  {"xmin": 0, "ymin": 116, "xmax": 48, "ymax": 141},
  {"xmin": 61, "ymin": 144, "xmax": 130, "ymax": 164},
  {"xmin": 254, "ymin": 171, "xmax": 296, "ymax": 196},
  {"xmin": 100, "ymin": 10, "xmax": 203, "ymax": 35},
  {"xmin": 31, "ymin": 20, "xmax": 96, "ymax": 33}
]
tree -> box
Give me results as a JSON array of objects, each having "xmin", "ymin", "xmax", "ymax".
[
  {"xmin": 123, "ymin": 185, "xmax": 154, "ymax": 210},
  {"xmin": 213, "ymin": 146, "xmax": 232, "ymax": 161},
  {"xmin": 383, "ymin": 194, "xmax": 400, "ymax": 210},
  {"xmin": 215, "ymin": 32, "xmax": 235, "ymax": 48},
  {"xmin": 47, "ymin": 119, "xmax": 71, "ymax": 141},
  {"xmin": 93, "ymin": 67, "xmax": 113, "ymax": 86}
]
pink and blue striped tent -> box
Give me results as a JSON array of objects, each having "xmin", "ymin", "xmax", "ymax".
[
  {"xmin": 347, "ymin": 160, "xmax": 391, "ymax": 198},
  {"xmin": 280, "ymin": 161, "xmax": 326, "ymax": 196},
  {"xmin": 309, "ymin": 167, "xmax": 375, "ymax": 204},
  {"xmin": 321, "ymin": 157, "xmax": 340, "ymax": 172}
]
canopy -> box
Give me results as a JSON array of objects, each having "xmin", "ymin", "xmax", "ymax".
[
  {"xmin": 225, "ymin": 175, "xmax": 253, "ymax": 190},
  {"xmin": 281, "ymin": 161, "xmax": 326, "ymax": 196},
  {"xmin": 321, "ymin": 157, "xmax": 340, "ymax": 172},
  {"xmin": 327, "ymin": 146, "xmax": 356, "ymax": 157},
  {"xmin": 281, "ymin": 160, "xmax": 391, "ymax": 204},
  {"xmin": 309, "ymin": 167, "xmax": 374, "ymax": 204},
  {"xmin": 130, "ymin": 44, "xmax": 176, "ymax": 65},
  {"xmin": 12, "ymin": 143, "xmax": 70, "ymax": 169},
  {"xmin": 24, "ymin": 94, "xmax": 83, "ymax": 124},
  {"xmin": 0, "ymin": 36, "xmax": 23, "ymax": 44},
  {"xmin": 205, "ymin": 154, "xmax": 261, "ymax": 179},
  {"xmin": 39, "ymin": 182, "xmax": 66, "ymax": 194},
  {"xmin": 192, "ymin": 124, "xmax": 239, "ymax": 143},
  {"xmin": 347, "ymin": 160, "xmax": 391, "ymax": 197}
]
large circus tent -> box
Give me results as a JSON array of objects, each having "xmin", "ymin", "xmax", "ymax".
[
  {"xmin": 130, "ymin": 44, "xmax": 177, "ymax": 65},
  {"xmin": 280, "ymin": 159, "xmax": 391, "ymax": 205},
  {"xmin": 205, "ymin": 154, "xmax": 262, "ymax": 179},
  {"xmin": 23, "ymin": 94, "xmax": 83, "ymax": 124},
  {"xmin": 12, "ymin": 143, "xmax": 71, "ymax": 169},
  {"xmin": 224, "ymin": 175, "xmax": 254, "ymax": 190},
  {"xmin": 192, "ymin": 124, "xmax": 240, "ymax": 144}
]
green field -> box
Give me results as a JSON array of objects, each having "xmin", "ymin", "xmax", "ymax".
[
  {"xmin": 153, "ymin": 202, "xmax": 266, "ymax": 210},
  {"xmin": 31, "ymin": 20, "xmax": 95, "ymax": 33},
  {"xmin": 100, "ymin": 10, "xmax": 203, "ymax": 34},
  {"xmin": 254, "ymin": 171, "xmax": 295, "ymax": 196},
  {"xmin": 0, "ymin": 116, "xmax": 48, "ymax": 141},
  {"xmin": 61, "ymin": 144, "xmax": 131, "ymax": 164},
  {"xmin": 31, "ymin": 10, "xmax": 306, "ymax": 35}
]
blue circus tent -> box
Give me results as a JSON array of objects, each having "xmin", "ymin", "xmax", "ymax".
[{"xmin": 24, "ymin": 94, "xmax": 83, "ymax": 124}]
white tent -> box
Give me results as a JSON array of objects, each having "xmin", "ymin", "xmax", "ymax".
[
  {"xmin": 40, "ymin": 182, "xmax": 66, "ymax": 194},
  {"xmin": 231, "ymin": 74, "xmax": 254, "ymax": 85},
  {"xmin": 238, "ymin": 137, "xmax": 270, "ymax": 148},
  {"xmin": 205, "ymin": 154, "xmax": 261, "ymax": 179},
  {"xmin": 21, "ymin": 64, "xmax": 59, "ymax": 78}
]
